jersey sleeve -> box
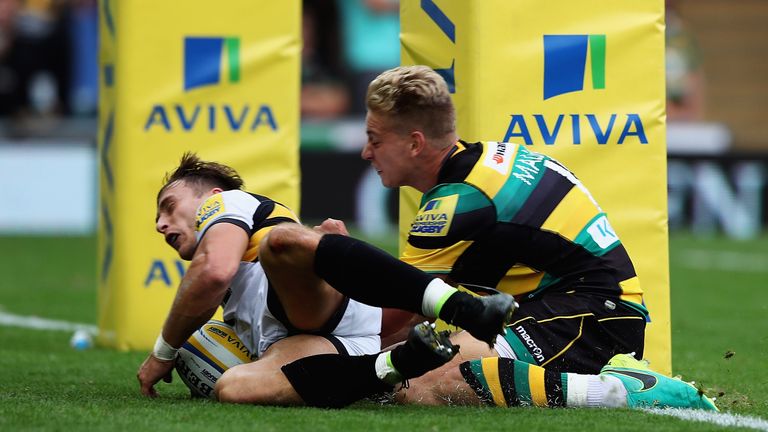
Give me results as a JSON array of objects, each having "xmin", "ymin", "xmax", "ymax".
[
  {"xmin": 247, "ymin": 196, "xmax": 300, "ymax": 259},
  {"xmin": 195, "ymin": 190, "xmax": 300, "ymax": 262},
  {"xmin": 401, "ymin": 182, "xmax": 496, "ymax": 274},
  {"xmin": 195, "ymin": 190, "xmax": 259, "ymax": 240}
]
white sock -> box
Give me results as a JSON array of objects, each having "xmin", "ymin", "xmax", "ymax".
[
  {"xmin": 594, "ymin": 374, "xmax": 629, "ymax": 408},
  {"xmin": 374, "ymin": 352, "xmax": 402, "ymax": 385},
  {"xmin": 566, "ymin": 373, "xmax": 628, "ymax": 408},
  {"xmin": 566, "ymin": 373, "xmax": 590, "ymax": 407},
  {"xmin": 421, "ymin": 279, "xmax": 457, "ymax": 318}
]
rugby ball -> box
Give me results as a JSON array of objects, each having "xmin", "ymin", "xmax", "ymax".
[{"xmin": 175, "ymin": 320, "xmax": 254, "ymax": 398}]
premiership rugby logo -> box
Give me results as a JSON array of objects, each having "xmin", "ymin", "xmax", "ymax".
[
  {"xmin": 196, "ymin": 195, "xmax": 224, "ymax": 230},
  {"xmin": 410, "ymin": 195, "xmax": 458, "ymax": 237}
]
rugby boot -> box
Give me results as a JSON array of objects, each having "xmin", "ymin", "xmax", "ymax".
[
  {"xmin": 599, "ymin": 353, "xmax": 719, "ymax": 411},
  {"xmin": 390, "ymin": 322, "xmax": 459, "ymax": 380},
  {"xmin": 442, "ymin": 292, "xmax": 518, "ymax": 346}
]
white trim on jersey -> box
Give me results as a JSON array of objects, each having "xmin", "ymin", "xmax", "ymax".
[{"xmin": 196, "ymin": 190, "xmax": 265, "ymax": 241}]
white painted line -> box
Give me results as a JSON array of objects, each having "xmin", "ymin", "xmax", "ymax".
[
  {"xmin": 674, "ymin": 249, "xmax": 768, "ymax": 273},
  {"xmin": 645, "ymin": 408, "xmax": 768, "ymax": 431},
  {"xmin": 0, "ymin": 309, "xmax": 98, "ymax": 334}
]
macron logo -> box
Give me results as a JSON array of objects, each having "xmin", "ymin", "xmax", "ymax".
[
  {"xmin": 184, "ymin": 36, "xmax": 241, "ymax": 91},
  {"xmin": 543, "ymin": 34, "xmax": 606, "ymax": 100}
]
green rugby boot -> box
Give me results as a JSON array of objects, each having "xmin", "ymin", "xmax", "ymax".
[{"xmin": 600, "ymin": 353, "xmax": 718, "ymax": 411}]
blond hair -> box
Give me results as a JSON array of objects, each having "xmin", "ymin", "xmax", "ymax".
[{"xmin": 366, "ymin": 65, "xmax": 455, "ymax": 140}]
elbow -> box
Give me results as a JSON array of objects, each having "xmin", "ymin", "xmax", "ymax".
[
  {"xmin": 202, "ymin": 265, "xmax": 236, "ymax": 289},
  {"xmin": 192, "ymin": 253, "xmax": 239, "ymax": 301},
  {"xmin": 193, "ymin": 271, "xmax": 233, "ymax": 313},
  {"xmin": 201, "ymin": 266, "xmax": 238, "ymax": 298}
]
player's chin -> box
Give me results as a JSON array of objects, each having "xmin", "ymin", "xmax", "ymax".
[
  {"xmin": 379, "ymin": 175, "xmax": 395, "ymax": 188},
  {"xmin": 178, "ymin": 246, "xmax": 195, "ymax": 261}
]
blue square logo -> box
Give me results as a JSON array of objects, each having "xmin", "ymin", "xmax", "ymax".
[{"xmin": 184, "ymin": 37, "xmax": 240, "ymax": 91}]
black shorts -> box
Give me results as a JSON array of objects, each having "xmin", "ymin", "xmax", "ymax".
[{"xmin": 499, "ymin": 292, "xmax": 646, "ymax": 374}]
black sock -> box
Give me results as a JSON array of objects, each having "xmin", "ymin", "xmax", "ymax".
[
  {"xmin": 281, "ymin": 354, "xmax": 393, "ymax": 408},
  {"xmin": 437, "ymin": 291, "xmax": 481, "ymax": 327},
  {"xmin": 389, "ymin": 327, "xmax": 456, "ymax": 379},
  {"xmin": 314, "ymin": 234, "xmax": 432, "ymax": 312}
]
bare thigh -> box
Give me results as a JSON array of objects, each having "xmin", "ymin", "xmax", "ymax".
[
  {"xmin": 215, "ymin": 334, "xmax": 339, "ymax": 405},
  {"xmin": 395, "ymin": 331, "xmax": 497, "ymax": 406},
  {"xmin": 259, "ymin": 224, "xmax": 344, "ymax": 330}
]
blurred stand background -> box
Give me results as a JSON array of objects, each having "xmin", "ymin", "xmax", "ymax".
[
  {"xmin": 0, "ymin": 0, "xmax": 766, "ymax": 239},
  {"xmin": 664, "ymin": 0, "xmax": 767, "ymax": 240}
]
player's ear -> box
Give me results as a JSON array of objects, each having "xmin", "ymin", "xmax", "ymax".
[{"xmin": 409, "ymin": 130, "xmax": 427, "ymax": 155}]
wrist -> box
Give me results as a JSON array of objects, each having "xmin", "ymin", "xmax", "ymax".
[{"xmin": 152, "ymin": 334, "xmax": 179, "ymax": 361}]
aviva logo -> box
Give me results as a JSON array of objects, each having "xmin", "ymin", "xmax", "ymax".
[
  {"xmin": 543, "ymin": 34, "xmax": 606, "ymax": 100},
  {"xmin": 423, "ymin": 199, "xmax": 441, "ymax": 211},
  {"xmin": 502, "ymin": 33, "xmax": 647, "ymax": 146},
  {"xmin": 144, "ymin": 36, "xmax": 278, "ymax": 133},
  {"xmin": 184, "ymin": 36, "xmax": 240, "ymax": 91}
]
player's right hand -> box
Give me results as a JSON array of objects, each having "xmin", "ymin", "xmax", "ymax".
[{"xmin": 137, "ymin": 354, "xmax": 175, "ymax": 397}]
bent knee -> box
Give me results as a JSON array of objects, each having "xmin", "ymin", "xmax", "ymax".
[
  {"xmin": 214, "ymin": 362, "xmax": 303, "ymax": 406},
  {"xmin": 215, "ymin": 366, "xmax": 246, "ymax": 403},
  {"xmin": 261, "ymin": 224, "xmax": 295, "ymax": 254},
  {"xmin": 260, "ymin": 223, "xmax": 316, "ymax": 257}
]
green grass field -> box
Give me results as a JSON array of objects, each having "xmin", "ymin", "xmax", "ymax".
[{"xmin": 1, "ymin": 232, "xmax": 766, "ymax": 431}]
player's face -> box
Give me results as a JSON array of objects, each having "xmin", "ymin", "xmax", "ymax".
[
  {"xmin": 362, "ymin": 111, "xmax": 416, "ymax": 188},
  {"xmin": 155, "ymin": 180, "xmax": 205, "ymax": 260}
]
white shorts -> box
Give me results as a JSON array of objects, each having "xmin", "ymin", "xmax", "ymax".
[
  {"xmin": 260, "ymin": 297, "xmax": 382, "ymax": 356},
  {"xmin": 222, "ymin": 262, "xmax": 382, "ymax": 358},
  {"xmin": 494, "ymin": 334, "xmax": 518, "ymax": 360}
]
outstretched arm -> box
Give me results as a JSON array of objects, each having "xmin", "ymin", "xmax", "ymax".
[{"xmin": 137, "ymin": 223, "xmax": 248, "ymax": 397}]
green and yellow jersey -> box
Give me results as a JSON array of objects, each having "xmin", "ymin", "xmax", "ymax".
[{"xmin": 402, "ymin": 141, "xmax": 644, "ymax": 312}]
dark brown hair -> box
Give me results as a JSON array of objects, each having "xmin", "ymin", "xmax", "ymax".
[{"xmin": 158, "ymin": 152, "xmax": 244, "ymax": 199}]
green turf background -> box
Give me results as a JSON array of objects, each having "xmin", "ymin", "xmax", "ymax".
[{"xmin": 0, "ymin": 232, "xmax": 765, "ymax": 431}]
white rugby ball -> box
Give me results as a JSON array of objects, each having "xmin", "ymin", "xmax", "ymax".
[{"xmin": 175, "ymin": 320, "xmax": 254, "ymax": 398}]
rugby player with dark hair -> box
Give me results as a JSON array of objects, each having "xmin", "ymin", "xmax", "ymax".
[{"xmin": 137, "ymin": 152, "xmax": 516, "ymax": 402}]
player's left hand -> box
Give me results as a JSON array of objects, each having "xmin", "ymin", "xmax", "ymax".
[{"xmin": 137, "ymin": 354, "xmax": 175, "ymax": 397}]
